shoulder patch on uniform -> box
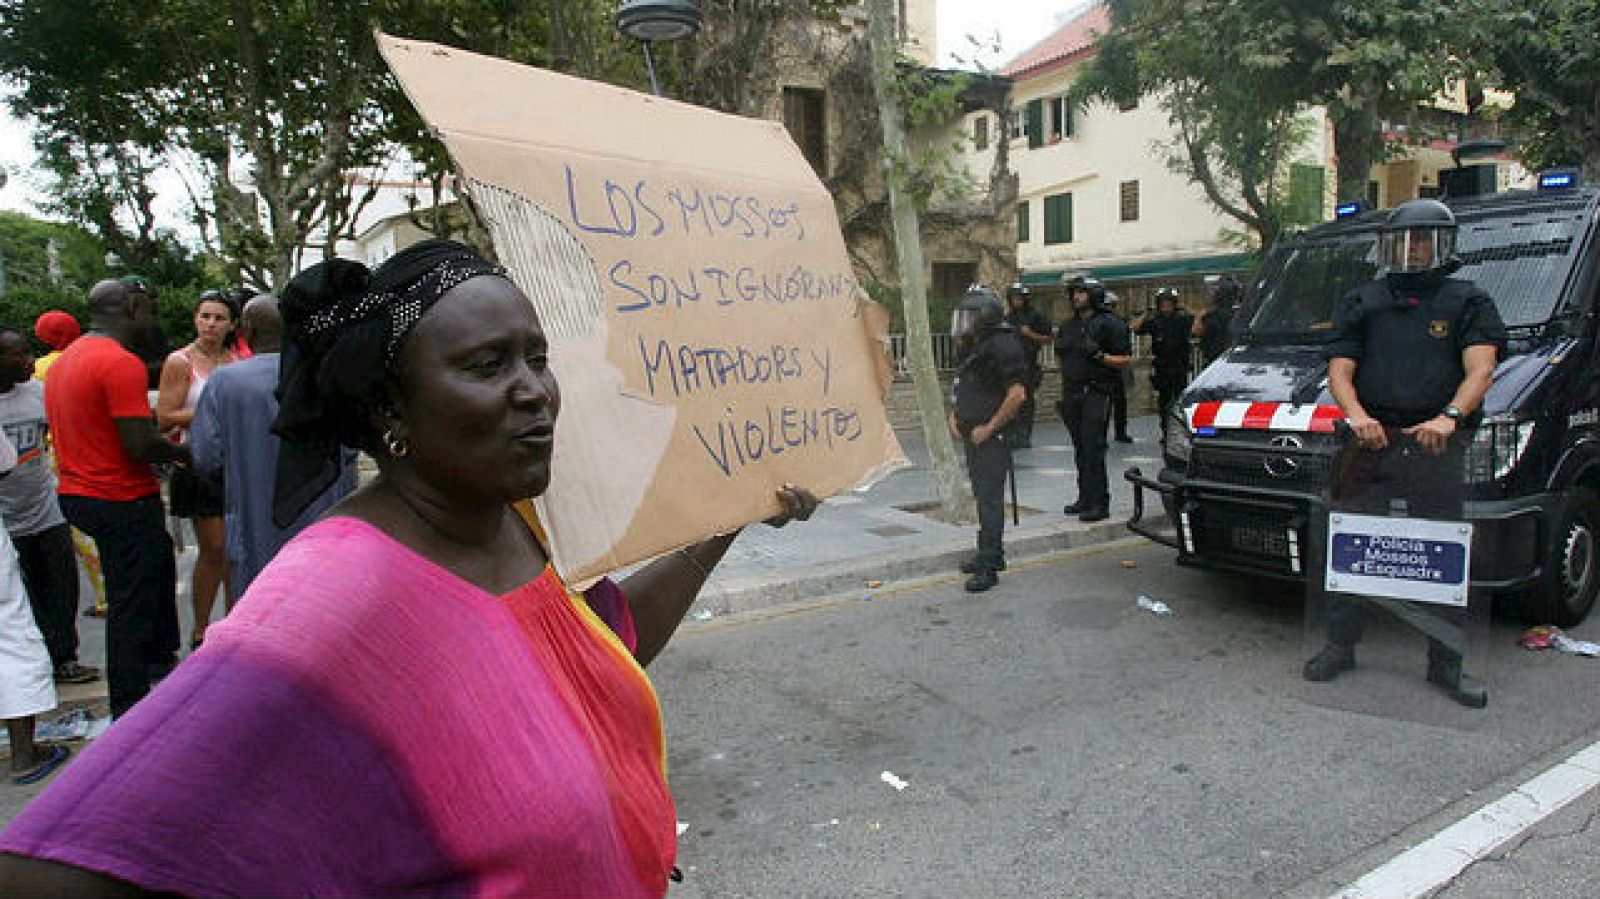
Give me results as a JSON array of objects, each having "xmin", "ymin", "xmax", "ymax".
[{"xmin": 1429, "ymin": 320, "xmax": 1450, "ymax": 338}]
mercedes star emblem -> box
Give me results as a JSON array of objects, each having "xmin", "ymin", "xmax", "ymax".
[{"xmin": 1264, "ymin": 434, "xmax": 1305, "ymax": 478}]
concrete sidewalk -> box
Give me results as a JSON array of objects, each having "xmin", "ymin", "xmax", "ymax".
[{"xmin": 697, "ymin": 413, "xmax": 1167, "ymax": 615}]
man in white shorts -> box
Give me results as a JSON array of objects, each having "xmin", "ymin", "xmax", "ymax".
[{"xmin": 0, "ymin": 429, "xmax": 69, "ymax": 785}]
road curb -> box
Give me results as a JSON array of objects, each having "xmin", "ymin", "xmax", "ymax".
[{"xmin": 694, "ymin": 516, "xmax": 1134, "ymax": 617}]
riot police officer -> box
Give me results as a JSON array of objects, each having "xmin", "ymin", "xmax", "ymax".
[
  {"xmin": 1004, "ymin": 282, "xmax": 1052, "ymax": 448},
  {"xmin": 1105, "ymin": 291, "xmax": 1134, "ymax": 443},
  {"xmin": 1194, "ymin": 274, "xmax": 1240, "ymax": 366},
  {"xmin": 1055, "ymin": 275, "xmax": 1131, "ymax": 523},
  {"xmin": 1135, "ymin": 287, "xmax": 1195, "ymax": 416},
  {"xmin": 948, "ymin": 285, "xmax": 1029, "ymax": 592},
  {"xmin": 1307, "ymin": 198, "xmax": 1506, "ymax": 707}
]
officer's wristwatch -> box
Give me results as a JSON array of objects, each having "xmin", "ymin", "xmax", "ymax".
[{"xmin": 1442, "ymin": 405, "xmax": 1464, "ymax": 423}]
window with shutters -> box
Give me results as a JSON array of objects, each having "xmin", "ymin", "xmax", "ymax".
[
  {"xmin": 1044, "ymin": 193, "xmax": 1073, "ymax": 244},
  {"xmin": 1010, "ymin": 109, "xmax": 1026, "ymax": 140},
  {"xmin": 1046, "ymin": 96, "xmax": 1074, "ymax": 141},
  {"xmin": 1119, "ymin": 180, "xmax": 1140, "ymax": 222},
  {"xmin": 1017, "ymin": 200, "xmax": 1030, "ymax": 243},
  {"xmin": 973, "ymin": 114, "xmax": 989, "ymax": 151},
  {"xmin": 1025, "ymin": 99, "xmax": 1043, "ymax": 148},
  {"xmin": 782, "ymin": 87, "xmax": 827, "ymax": 176},
  {"xmin": 1288, "ymin": 164, "xmax": 1325, "ymax": 225}
]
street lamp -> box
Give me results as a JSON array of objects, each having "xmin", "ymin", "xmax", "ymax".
[{"xmin": 614, "ymin": 0, "xmax": 702, "ymax": 97}]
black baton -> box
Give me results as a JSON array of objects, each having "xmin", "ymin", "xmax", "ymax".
[{"xmin": 1006, "ymin": 435, "xmax": 1019, "ymax": 525}]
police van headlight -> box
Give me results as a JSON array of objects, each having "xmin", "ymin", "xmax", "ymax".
[
  {"xmin": 1165, "ymin": 410, "xmax": 1193, "ymax": 464},
  {"xmin": 1464, "ymin": 416, "xmax": 1535, "ymax": 483}
]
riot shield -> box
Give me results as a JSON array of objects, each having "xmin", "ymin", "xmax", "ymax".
[{"xmin": 1301, "ymin": 427, "xmax": 1490, "ymax": 725}]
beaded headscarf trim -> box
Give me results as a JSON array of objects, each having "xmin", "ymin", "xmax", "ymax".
[{"xmin": 301, "ymin": 255, "xmax": 507, "ymax": 363}]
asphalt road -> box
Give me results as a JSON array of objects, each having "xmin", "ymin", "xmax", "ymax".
[{"xmin": 654, "ymin": 539, "xmax": 1600, "ymax": 898}]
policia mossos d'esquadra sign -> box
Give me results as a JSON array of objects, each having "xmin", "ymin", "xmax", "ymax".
[{"xmin": 1326, "ymin": 513, "xmax": 1473, "ymax": 606}]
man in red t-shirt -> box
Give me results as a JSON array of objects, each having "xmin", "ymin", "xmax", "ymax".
[{"xmin": 46, "ymin": 279, "xmax": 191, "ymax": 718}]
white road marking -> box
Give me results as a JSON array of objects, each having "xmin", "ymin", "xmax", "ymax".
[{"xmin": 1333, "ymin": 738, "xmax": 1600, "ymax": 898}]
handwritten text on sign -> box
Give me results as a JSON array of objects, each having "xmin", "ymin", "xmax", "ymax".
[
  {"xmin": 1325, "ymin": 512, "xmax": 1473, "ymax": 606},
  {"xmin": 565, "ymin": 166, "xmax": 865, "ymax": 479}
]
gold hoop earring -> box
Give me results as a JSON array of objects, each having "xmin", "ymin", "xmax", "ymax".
[{"xmin": 383, "ymin": 429, "xmax": 410, "ymax": 459}]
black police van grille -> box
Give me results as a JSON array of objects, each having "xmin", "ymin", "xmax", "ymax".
[
  {"xmin": 1189, "ymin": 443, "xmax": 1332, "ymax": 491},
  {"xmin": 1192, "ymin": 502, "xmax": 1301, "ymax": 573}
]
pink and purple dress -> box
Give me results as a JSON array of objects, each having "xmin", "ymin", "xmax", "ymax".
[{"xmin": 0, "ymin": 512, "xmax": 677, "ymax": 896}]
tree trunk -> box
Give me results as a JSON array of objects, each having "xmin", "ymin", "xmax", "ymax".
[
  {"xmin": 1331, "ymin": 90, "xmax": 1382, "ymax": 206},
  {"xmin": 866, "ymin": 0, "xmax": 971, "ymax": 523}
]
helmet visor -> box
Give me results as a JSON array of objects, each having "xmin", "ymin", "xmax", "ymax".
[
  {"xmin": 951, "ymin": 306, "xmax": 983, "ymax": 342},
  {"xmin": 1381, "ymin": 226, "xmax": 1455, "ymax": 274}
]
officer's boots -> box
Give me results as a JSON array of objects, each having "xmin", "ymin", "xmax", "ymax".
[
  {"xmin": 964, "ymin": 569, "xmax": 999, "ymax": 592},
  {"xmin": 959, "ymin": 557, "xmax": 1006, "ymax": 574},
  {"xmin": 1427, "ymin": 657, "xmax": 1488, "ymax": 708},
  {"xmin": 1302, "ymin": 642, "xmax": 1356, "ymax": 681}
]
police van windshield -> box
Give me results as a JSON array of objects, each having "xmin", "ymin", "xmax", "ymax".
[
  {"xmin": 1248, "ymin": 195, "xmax": 1591, "ymax": 338},
  {"xmin": 1246, "ymin": 235, "xmax": 1377, "ymax": 338}
]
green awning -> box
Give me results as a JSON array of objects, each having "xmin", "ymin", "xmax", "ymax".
[{"xmin": 1021, "ymin": 252, "xmax": 1256, "ymax": 286}]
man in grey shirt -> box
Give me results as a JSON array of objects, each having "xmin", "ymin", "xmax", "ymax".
[
  {"xmin": 190, "ymin": 296, "xmax": 357, "ymax": 600},
  {"xmin": 0, "ymin": 327, "xmax": 97, "ymax": 684}
]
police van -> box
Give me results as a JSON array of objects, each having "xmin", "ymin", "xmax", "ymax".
[{"xmin": 1127, "ymin": 172, "xmax": 1600, "ymax": 625}]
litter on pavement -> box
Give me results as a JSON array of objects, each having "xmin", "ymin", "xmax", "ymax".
[
  {"xmin": 880, "ymin": 770, "xmax": 908, "ymax": 791},
  {"xmin": 1518, "ymin": 626, "xmax": 1600, "ymax": 656},
  {"xmin": 0, "ymin": 709, "xmax": 110, "ymax": 748},
  {"xmin": 1136, "ymin": 595, "xmax": 1174, "ymax": 616}
]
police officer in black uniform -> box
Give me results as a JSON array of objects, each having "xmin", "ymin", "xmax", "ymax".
[
  {"xmin": 1194, "ymin": 274, "xmax": 1240, "ymax": 366},
  {"xmin": 1055, "ymin": 275, "xmax": 1132, "ymax": 523},
  {"xmin": 1004, "ymin": 282, "xmax": 1052, "ymax": 448},
  {"xmin": 1105, "ymin": 291, "xmax": 1134, "ymax": 443},
  {"xmin": 1306, "ymin": 198, "xmax": 1506, "ymax": 708},
  {"xmin": 948, "ymin": 285, "xmax": 1028, "ymax": 592},
  {"xmin": 1135, "ymin": 286, "xmax": 1196, "ymax": 416}
]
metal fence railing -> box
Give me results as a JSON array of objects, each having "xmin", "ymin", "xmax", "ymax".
[{"xmin": 887, "ymin": 332, "xmax": 1214, "ymax": 377}]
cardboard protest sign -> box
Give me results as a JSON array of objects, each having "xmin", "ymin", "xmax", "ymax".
[{"xmin": 377, "ymin": 33, "xmax": 908, "ymax": 582}]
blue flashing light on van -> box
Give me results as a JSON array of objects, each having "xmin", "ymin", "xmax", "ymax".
[
  {"xmin": 1539, "ymin": 169, "xmax": 1580, "ymax": 190},
  {"xmin": 1334, "ymin": 201, "xmax": 1365, "ymax": 219}
]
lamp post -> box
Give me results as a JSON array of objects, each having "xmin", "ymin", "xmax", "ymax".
[{"xmin": 614, "ymin": 0, "xmax": 702, "ymax": 97}]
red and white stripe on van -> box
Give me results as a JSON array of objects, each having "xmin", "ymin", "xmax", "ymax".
[{"xmin": 1186, "ymin": 401, "xmax": 1346, "ymax": 433}]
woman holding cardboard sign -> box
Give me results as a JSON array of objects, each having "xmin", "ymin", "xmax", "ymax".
[{"xmin": 0, "ymin": 240, "xmax": 817, "ymax": 896}]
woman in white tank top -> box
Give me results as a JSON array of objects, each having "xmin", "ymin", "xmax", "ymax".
[{"xmin": 156, "ymin": 290, "xmax": 241, "ymax": 650}]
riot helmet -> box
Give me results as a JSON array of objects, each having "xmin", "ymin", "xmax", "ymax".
[
  {"xmin": 1154, "ymin": 286, "xmax": 1181, "ymax": 310},
  {"xmin": 1064, "ymin": 274, "xmax": 1108, "ymax": 310},
  {"xmin": 951, "ymin": 284, "xmax": 1006, "ymax": 348},
  {"xmin": 1207, "ymin": 274, "xmax": 1241, "ymax": 308},
  {"xmin": 1379, "ymin": 199, "xmax": 1457, "ymax": 275},
  {"xmin": 1005, "ymin": 281, "xmax": 1031, "ymax": 306}
]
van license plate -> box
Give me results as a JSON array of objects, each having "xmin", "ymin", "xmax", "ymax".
[{"xmin": 1229, "ymin": 524, "xmax": 1286, "ymax": 557}]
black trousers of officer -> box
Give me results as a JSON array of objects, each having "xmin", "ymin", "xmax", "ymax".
[
  {"xmin": 1321, "ymin": 436, "xmax": 1469, "ymax": 666},
  {"xmin": 1060, "ymin": 384, "xmax": 1111, "ymax": 510},
  {"xmin": 1151, "ymin": 363, "xmax": 1189, "ymax": 418},
  {"xmin": 1110, "ymin": 373, "xmax": 1130, "ymax": 438},
  {"xmin": 1010, "ymin": 368, "xmax": 1041, "ymax": 446},
  {"xmin": 962, "ymin": 429, "xmax": 1010, "ymax": 570}
]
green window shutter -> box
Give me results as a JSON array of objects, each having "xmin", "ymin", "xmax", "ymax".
[
  {"xmin": 1044, "ymin": 193, "xmax": 1073, "ymax": 244},
  {"xmin": 1062, "ymin": 102, "xmax": 1075, "ymax": 139},
  {"xmin": 1289, "ymin": 164, "xmax": 1325, "ymax": 225},
  {"xmin": 1017, "ymin": 200, "xmax": 1030, "ymax": 242},
  {"xmin": 1026, "ymin": 99, "xmax": 1043, "ymax": 149}
]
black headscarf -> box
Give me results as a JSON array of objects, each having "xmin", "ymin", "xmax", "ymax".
[{"xmin": 271, "ymin": 239, "xmax": 505, "ymax": 526}]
